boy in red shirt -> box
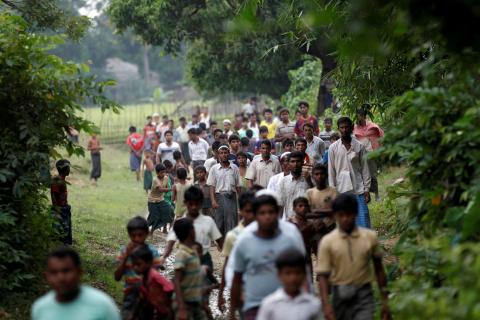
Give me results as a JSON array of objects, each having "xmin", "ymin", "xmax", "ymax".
[
  {"xmin": 131, "ymin": 245, "xmax": 174, "ymax": 320},
  {"xmin": 126, "ymin": 126, "xmax": 144, "ymax": 181},
  {"xmin": 51, "ymin": 159, "xmax": 72, "ymax": 245},
  {"xmin": 294, "ymin": 101, "xmax": 319, "ymax": 137}
]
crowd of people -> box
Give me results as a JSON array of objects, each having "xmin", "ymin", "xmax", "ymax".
[{"xmin": 42, "ymin": 99, "xmax": 388, "ymax": 320}]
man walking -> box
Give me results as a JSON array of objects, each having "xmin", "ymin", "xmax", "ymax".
[
  {"xmin": 245, "ymin": 140, "xmax": 281, "ymax": 188},
  {"xmin": 188, "ymin": 128, "xmax": 209, "ymax": 170},
  {"xmin": 207, "ymin": 145, "xmax": 241, "ymax": 236},
  {"xmin": 328, "ymin": 117, "xmax": 371, "ymax": 228}
]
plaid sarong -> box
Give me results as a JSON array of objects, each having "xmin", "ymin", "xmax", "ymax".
[{"xmin": 356, "ymin": 194, "xmax": 371, "ymax": 228}]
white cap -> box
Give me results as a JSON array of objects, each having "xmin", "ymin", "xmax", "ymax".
[
  {"xmin": 223, "ymin": 119, "xmax": 231, "ymax": 124},
  {"xmin": 280, "ymin": 152, "xmax": 291, "ymax": 160},
  {"xmin": 152, "ymin": 112, "xmax": 160, "ymax": 117},
  {"xmin": 255, "ymin": 189, "xmax": 281, "ymax": 205}
]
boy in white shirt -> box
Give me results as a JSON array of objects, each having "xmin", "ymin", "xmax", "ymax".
[{"xmin": 257, "ymin": 248, "xmax": 322, "ymax": 320}]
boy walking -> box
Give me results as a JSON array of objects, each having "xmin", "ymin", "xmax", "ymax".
[
  {"xmin": 306, "ymin": 163, "xmax": 338, "ymax": 227},
  {"xmin": 316, "ymin": 193, "xmax": 391, "ymax": 320},
  {"xmin": 51, "ymin": 159, "xmax": 72, "ymax": 245},
  {"xmin": 172, "ymin": 218, "xmax": 207, "ymax": 320},
  {"xmin": 257, "ymin": 249, "xmax": 322, "ymax": 320},
  {"xmin": 161, "ymin": 186, "xmax": 223, "ymax": 270},
  {"xmin": 147, "ymin": 164, "xmax": 173, "ymax": 234},
  {"xmin": 114, "ymin": 216, "xmax": 162, "ymax": 320},
  {"xmin": 126, "ymin": 126, "xmax": 144, "ymax": 182},
  {"xmin": 173, "ymin": 168, "xmax": 192, "ymax": 219},
  {"xmin": 131, "ymin": 245, "xmax": 174, "ymax": 320}
]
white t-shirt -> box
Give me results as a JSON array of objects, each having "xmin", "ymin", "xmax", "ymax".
[
  {"xmin": 167, "ymin": 214, "xmax": 222, "ymax": 255},
  {"xmin": 204, "ymin": 157, "xmax": 218, "ymax": 173},
  {"xmin": 188, "ymin": 138, "xmax": 209, "ymax": 161},
  {"xmin": 157, "ymin": 142, "xmax": 180, "ymax": 165}
]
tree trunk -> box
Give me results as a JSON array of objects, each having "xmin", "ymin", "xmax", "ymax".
[{"xmin": 143, "ymin": 45, "xmax": 150, "ymax": 85}]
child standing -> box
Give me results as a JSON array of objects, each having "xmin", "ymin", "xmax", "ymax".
[
  {"xmin": 172, "ymin": 218, "xmax": 207, "ymax": 320},
  {"xmin": 131, "ymin": 245, "xmax": 174, "ymax": 320},
  {"xmin": 193, "ymin": 242, "xmax": 220, "ymax": 320},
  {"xmin": 193, "ymin": 166, "xmax": 213, "ymax": 217},
  {"xmin": 237, "ymin": 151, "xmax": 249, "ymax": 193},
  {"xmin": 126, "ymin": 126, "xmax": 144, "ymax": 182},
  {"xmin": 142, "ymin": 150, "xmax": 155, "ymax": 194},
  {"xmin": 87, "ymin": 134, "xmax": 102, "ymax": 185},
  {"xmin": 51, "ymin": 159, "xmax": 72, "ymax": 245},
  {"xmin": 147, "ymin": 164, "xmax": 173, "ymax": 234},
  {"xmin": 114, "ymin": 216, "xmax": 162, "ymax": 320},
  {"xmin": 257, "ymin": 249, "xmax": 322, "ymax": 320},
  {"xmin": 173, "ymin": 168, "xmax": 192, "ymax": 219}
]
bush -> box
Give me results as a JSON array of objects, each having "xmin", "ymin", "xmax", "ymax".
[{"xmin": 0, "ymin": 12, "xmax": 118, "ymax": 294}]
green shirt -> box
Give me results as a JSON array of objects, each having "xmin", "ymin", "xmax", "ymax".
[
  {"xmin": 31, "ymin": 285, "xmax": 120, "ymax": 320},
  {"xmin": 174, "ymin": 243, "xmax": 202, "ymax": 303}
]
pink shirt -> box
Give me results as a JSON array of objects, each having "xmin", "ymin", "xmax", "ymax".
[{"xmin": 354, "ymin": 121, "xmax": 384, "ymax": 151}]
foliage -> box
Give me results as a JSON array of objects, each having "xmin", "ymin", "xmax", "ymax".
[
  {"xmin": 107, "ymin": 0, "xmax": 306, "ymax": 98},
  {"xmin": 0, "ymin": 12, "xmax": 118, "ymax": 294},
  {"xmin": 0, "ymin": 0, "xmax": 90, "ymax": 40},
  {"xmin": 281, "ymin": 58, "xmax": 322, "ymax": 112}
]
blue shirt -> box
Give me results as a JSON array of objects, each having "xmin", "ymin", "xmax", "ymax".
[
  {"xmin": 233, "ymin": 230, "xmax": 305, "ymax": 311},
  {"xmin": 31, "ymin": 285, "xmax": 120, "ymax": 320}
]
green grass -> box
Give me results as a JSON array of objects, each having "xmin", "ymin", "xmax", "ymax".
[{"xmin": 68, "ymin": 141, "xmax": 149, "ymax": 302}]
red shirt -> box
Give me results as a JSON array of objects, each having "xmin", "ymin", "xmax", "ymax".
[
  {"xmin": 51, "ymin": 175, "xmax": 68, "ymax": 207},
  {"xmin": 295, "ymin": 115, "xmax": 319, "ymax": 137},
  {"xmin": 126, "ymin": 133, "xmax": 144, "ymax": 152},
  {"xmin": 140, "ymin": 268, "xmax": 174, "ymax": 316},
  {"xmin": 144, "ymin": 124, "xmax": 156, "ymax": 138}
]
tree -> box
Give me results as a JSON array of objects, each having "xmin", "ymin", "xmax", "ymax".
[
  {"xmin": 107, "ymin": 0, "xmax": 306, "ymax": 100},
  {"xmin": 0, "ymin": 9, "xmax": 118, "ymax": 294}
]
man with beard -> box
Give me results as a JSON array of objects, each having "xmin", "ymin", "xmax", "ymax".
[{"xmin": 207, "ymin": 145, "xmax": 241, "ymax": 236}]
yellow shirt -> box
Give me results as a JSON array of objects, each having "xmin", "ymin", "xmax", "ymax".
[
  {"xmin": 316, "ymin": 227, "xmax": 382, "ymax": 285},
  {"xmin": 260, "ymin": 120, "xmax": 277, "ymax": 139},
  {"xmin": 222, "ymin": 223, "xmax": 244, "ymax": 257}
]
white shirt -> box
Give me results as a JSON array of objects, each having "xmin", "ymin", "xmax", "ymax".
[
  {"xmin": 257, "ymin": 288, "xmax": 323, "ymax": 320},
  {"xmin": 266, "ymin": 172, "xmax": 287, "ymax": 192},
  {"xmin": 277, "ymin": 174, "xmax": 310, "ymax": 219},
  {"xmin": 167, "ymin": 214, "xmax": 222, "ymax": 255},
  {"xmin": 188, "ymin": 138, "xmax": 209, "ymax": 161},
  {"xmin": 242, "ymin": 103, "xmax": 256, "ymax": 115},
  {"xmin": 328, "ymin": 138, "xmax": 371, "ymax": 194},
  {"xmin": 204, "ymin": 157, "xmax": 218, "ymax": 173},
  {"xmin": 206, "ymin": 163, "xmax": 240, "ymax": 193},
  {"xmin": 248, "ymin": 123, "xmax": 259, "ymax": 139},
  {"xmin": 306, "ymin": 136, "xmax": 326, "ymax": 164},
  {"xmin": 156, "ymin": 142, "xmax": 180, "ymax": 165},
  {"xmin": 175, "ymin": 126, "xmax": 189, "ymax": 143}
]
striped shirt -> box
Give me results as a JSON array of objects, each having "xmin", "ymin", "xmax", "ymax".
[
  {"xmin": 174, "ymin": 244, "xmax": 203, "ymax": 303},
  {"xmin": 116, "ymin": 243, "xmax": 161, "ymax": 293}
]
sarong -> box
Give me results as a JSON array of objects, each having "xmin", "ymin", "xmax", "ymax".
[
  {"xmin": 52, "ymin": 205, "xmax": 72, "ymax": 245},
  {"xmin": 180, "ymin": 142, "xmax": 191, "ymax": 164},
  {"xmin": 147, "ymin": 201, "xmax": 173, "ymax": 231},
  {"xmin": 214, "ymin": 192, "xmax": 238, "ymax": 236},
  {"xmin": 356, "ymin": 194, "xmax": 371, "ymax": 228},
  {"xmin": 129, "ymin": 152, "xmax": 142, "ymax": 171},
  {"xmin": 333, "ymin": 284, "xmax": 375, "ymax": 320},
  {"xmin": 90, "ymin": 152, "xmax": 101, "ymax": 179},
  {"xmin": 143, "ymin": 170, "xmax": 153, "ymax": 191}
]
